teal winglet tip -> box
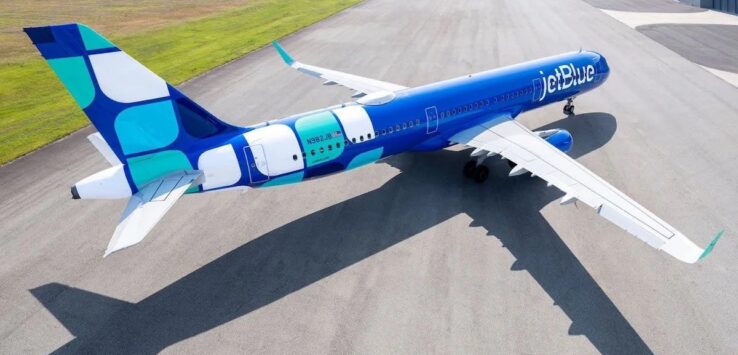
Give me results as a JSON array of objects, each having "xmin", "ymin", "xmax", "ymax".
[
  {"xmin": 699, "ymin": 229, "xmax": 724, "ymax": 261},
  {"xmin": 272, "ymin": 40, "xmax": 294, "ymax": 66}
]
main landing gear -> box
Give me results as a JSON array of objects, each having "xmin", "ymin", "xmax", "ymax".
[
  {"xmin": 463, "ymin": 160, "xmax": 489, "ymax": 183},
  {"xmin": 563, "ymin": 97, "xmax": 575, "ymax": 116}
]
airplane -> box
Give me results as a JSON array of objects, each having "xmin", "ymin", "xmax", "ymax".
[{"xmin": 23, "ymin": 23, "xmax": 722, "ymax": 262}]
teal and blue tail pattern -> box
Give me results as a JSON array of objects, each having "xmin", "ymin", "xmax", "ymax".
[{"xmin": 24, "ymin": 23, "xmax": 237, "ymax": 192}]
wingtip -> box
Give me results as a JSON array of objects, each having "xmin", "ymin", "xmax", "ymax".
[
  {"xmin": 698, "ymin": 229, "xmax": 724, "ymax": 261},
  {"xmin": 272, "ymin": 40, "xmax": 294, "ymax": 66}
]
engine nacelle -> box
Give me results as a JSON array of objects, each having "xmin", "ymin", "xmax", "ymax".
[
  {"xmin": 71, "ymin": 165, "xmax": 132, "ymax": 200},
  {"xmin": 537, "ymin": 129, "xmax": 573, "ymax": 153}
]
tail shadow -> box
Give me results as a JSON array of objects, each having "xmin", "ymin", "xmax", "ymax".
[{"xmin": 31, "ymin": 112, "xmax": 650, "ymax": 354}]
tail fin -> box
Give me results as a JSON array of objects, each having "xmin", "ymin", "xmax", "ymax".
[{"xmin": 24, "ymin": 23, "xmax": 237, "ymax": 190}]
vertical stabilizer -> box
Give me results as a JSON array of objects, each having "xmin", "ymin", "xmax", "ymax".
[{"xmin": 24, "ymin": 23, "xmax": 238, "ymax": 192}]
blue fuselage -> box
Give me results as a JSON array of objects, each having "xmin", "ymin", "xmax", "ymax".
[{"xmin": 200, "ymin": 51, "xmax": 609, "ymax": 191}]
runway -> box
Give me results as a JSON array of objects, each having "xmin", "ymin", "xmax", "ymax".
[{"xmin": 1, "ymin": 0, "xmax": 737, "ymax": 353}]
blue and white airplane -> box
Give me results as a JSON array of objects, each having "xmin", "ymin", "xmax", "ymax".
[{"xmin": 25, "ymin": 23, "xmax": 721, "ymax": 262}]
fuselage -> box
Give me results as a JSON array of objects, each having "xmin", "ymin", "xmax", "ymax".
[{"xmin": 193, "ymin": 51, "xmax": 610, "ymax": 191}]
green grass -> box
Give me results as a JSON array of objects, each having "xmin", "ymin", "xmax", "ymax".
[{"xmin": 0, "ymin": 0, "xmax": 361, "ymax": 165}]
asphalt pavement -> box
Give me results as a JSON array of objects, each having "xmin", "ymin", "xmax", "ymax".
[{"xmin": 1, "ymin": 0, "xmax": 737, "ymax": 353}]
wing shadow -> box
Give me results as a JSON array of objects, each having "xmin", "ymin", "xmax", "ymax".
[{"xmin": 32, "ymin": 112, "xmax": 650, "ymax": 354}]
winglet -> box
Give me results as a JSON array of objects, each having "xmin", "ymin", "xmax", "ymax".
[
  {"xmin": 272, "ymin": 40, "xmax": 294, "ymax": 66},
  {"xmin": 698, "ymin": 229, "xmax": 724, "ymax": 261}
]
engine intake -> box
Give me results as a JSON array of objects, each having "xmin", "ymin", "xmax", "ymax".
[{"xmin": 536, "ymin": 129, "xmax": 573, "ymax": 153}]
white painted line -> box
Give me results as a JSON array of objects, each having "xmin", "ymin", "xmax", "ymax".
[
  {"xmin": 598, "ymin": 9, "xmax": 738, "ymax": 87},
  {"xmin": 602, "ymin": 9, "xmax": 738, "ymax": 28}
]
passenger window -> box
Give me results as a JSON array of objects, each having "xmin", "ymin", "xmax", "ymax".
[
  {"xmin": 328, "ymin": 145, "xmax": 333, "ymax": 151},
  {"xmin": 368, "ymin": 133, "xmax": 372, "ymax": 139},
  {"xmin": 402, "ymin": 123, "xmax": 407, "ymax": 129},
  {"xmin": 485, "ymin": 99, "xmax": 490, "ymax": 105},
  {"xmin": 382, "ymin": 129, "xmax": 386, "ymax": 135},
  {"xmin": 360, "ymin": 135, "xmax": 364, "ymax": 142},
  {"xmin": 302, "ymin": 152, "xmax": 306, "ymax": 158},
  {"xmin": 395, "ymin": 124, "xmax": 400, "ymax": 131},
  {"xmin": 319, "ymin": 147, "xmax": 324, "ymax": 153},
  {"xmin": 408, "ymin": 120, "xmax": 414, "ymax": 127},
  {"xmin": 352, "ymin": 138, "xmax": 357, "ymax": 143},
  {"xmin": 451, "ymin": 109, "xmax": 456, "ymax": 115},
  {"xmin": 415, "ymin": 119, "xmax": 420, "ymax": 125},
  {"xmin": 336, "ymin": 142, "xmax": 341, "ymax": 148},
  {"xmin": 440, "ymin": 112, "xmax": 445, "ymax": 119},
  {"xmin": 311, "ymin": 150, "xmax": 315, "ymax": 156},
  {"xmin": 293, "ymin": 154, "xmax": 298, "ymax": 161}
]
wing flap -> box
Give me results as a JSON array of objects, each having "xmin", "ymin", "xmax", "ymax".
[{"xmin": 450, "ymin": 115, "xmax": 720, "ymax": 263}]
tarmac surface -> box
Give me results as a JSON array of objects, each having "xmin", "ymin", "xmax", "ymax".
[
  {"xmin": 1, "ymin": 0, "xmax": 738, "ymax": 354},
  {"xmin": 583, "ymin": 0, "xmax": 705, "ymax": 12},
  {"xmin": 638, "ymin": 24, "xmax": 738, "ymax": 73}
]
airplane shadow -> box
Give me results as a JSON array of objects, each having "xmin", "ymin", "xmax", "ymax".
[{"xmin": 31, "ymin": 112, "xmax": 651, "ymax": 354}]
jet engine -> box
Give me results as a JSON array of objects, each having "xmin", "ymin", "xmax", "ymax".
[{"xmin": 536, "ymin": 129, "xmax": 573, "ymax": 153}]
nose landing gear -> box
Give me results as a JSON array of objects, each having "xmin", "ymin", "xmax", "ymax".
[{"xmin": 563, "ymin": 97, "xmax": 575, "ymax": 116}]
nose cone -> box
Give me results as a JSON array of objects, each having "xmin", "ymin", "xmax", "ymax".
[{"xmin": 592, "ymin": 51, "xmax": 610, "ymax": 80}]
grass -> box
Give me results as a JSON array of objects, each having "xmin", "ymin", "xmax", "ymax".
[{"xmin": 0, "ymin": 0, "xmax": 361, "ymax": 165}]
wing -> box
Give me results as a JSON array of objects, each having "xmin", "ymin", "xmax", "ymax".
[
  {"xmin": 272, "ymin": 41, "xmax": 407, "ymax": 97},
  {"xmin": 450, "ymin": 114, "xmax": 722, "ymax": 263},
  {"xmin": 104, "ymin": 170, "xmax": 202, "ymax": 257}
]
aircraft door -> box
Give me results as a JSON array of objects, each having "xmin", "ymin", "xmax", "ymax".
[
  {"xmin": 532, "ymin": 78, "xmax": 543, "ymax": 103},
  {"xmin": 425, "ymin": 106, "xmax": 438, "ymax": 134},
  {"xmin": 244, "ymin": 144, "xmax": 269, "ymax": 184}
]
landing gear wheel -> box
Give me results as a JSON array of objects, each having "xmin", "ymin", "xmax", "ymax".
[
  {"xmin": 473, "ymin": 165, "xmax": 489, "ymax": 183},
  {"xmin": 463, "ymin": 160, "xmax": 476, "ymax": 178},
  {"xmin": 563, "ymin": 104, "xmax": 575, "ymax": 116},
  {"xmin": 563, "ymin": 98, "xmax": 575, "ymax": 116}
]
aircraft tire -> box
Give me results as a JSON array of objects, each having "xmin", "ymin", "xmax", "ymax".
[
  {"xmin": 464, "ymin": 161, "xmax": 477, "ymax": 178},
  {"xmin": 473, "ymin": 165, "xmax": 489, "ymax": 183}
]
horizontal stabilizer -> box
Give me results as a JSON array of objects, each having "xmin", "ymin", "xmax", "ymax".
[
  {"xmin": 87, "ymin": 132, "xmax": 120, "ymax": 166},
  {"xmin": 105, "ymin": 170, "xmax": 201, "ymax": 257}
]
